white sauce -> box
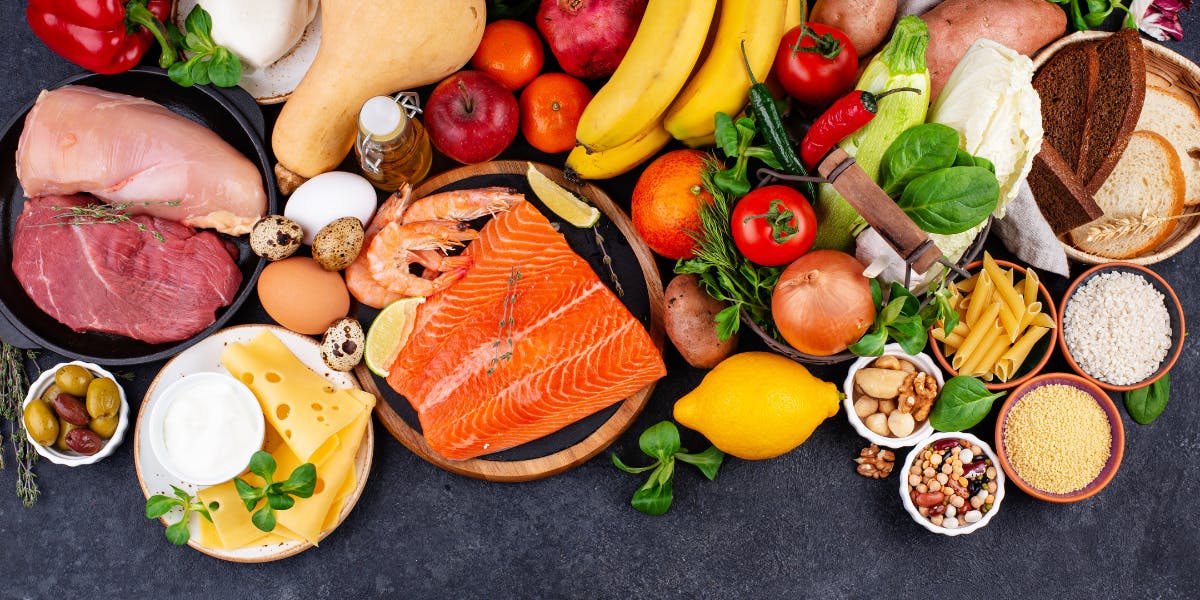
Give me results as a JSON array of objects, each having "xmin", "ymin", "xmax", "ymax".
[{"xmin": 162, "ymin": 377, "xmax": 263, "ymax": 482}]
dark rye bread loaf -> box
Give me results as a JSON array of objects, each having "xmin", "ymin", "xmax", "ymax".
[
  {"xmin": 1079, "ymin": 28, "xmax": 1147, "ymax": 194},
  {"xmin": 1028, "ymin": 143, "xmax": 1103, "ymax": 234},
  {"xmin": 1029, "ymin": 29, "xmax": 1147, "ymax": 235},
  {"xmin": 1035, "ymin": 42, "xmax": 1097, "ymax": 171}
]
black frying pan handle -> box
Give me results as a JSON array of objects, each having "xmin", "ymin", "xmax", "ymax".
[{"xmin": 211, "ymin": 84, "xmax": 266, "ymax": 141}]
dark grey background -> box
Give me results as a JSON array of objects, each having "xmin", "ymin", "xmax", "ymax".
[{"xmin": 1, "ymin": 3, "xmax": 1198, "ymax": 599}]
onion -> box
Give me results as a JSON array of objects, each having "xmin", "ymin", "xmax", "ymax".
[{"xmin": 772, "ymin": 250, "xmax": 876, "ymax": 356}]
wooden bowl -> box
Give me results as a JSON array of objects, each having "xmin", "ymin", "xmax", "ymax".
[
  {"xmin": 994, "ymin": 373, "xmax": 1124, "ymax": 503},
  {"xmin": 1057, "ymin": 262, "xmax": 1184, "ymax": 392},
  {"xmin": 929, "ymin": 259, "xmax": 1057, "ymax": 391},
  {"xmin": 1031, "ymin": 31, "xmax": 1200, "ymax": 265}
]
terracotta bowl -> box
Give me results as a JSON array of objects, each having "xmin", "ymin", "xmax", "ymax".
[
  {"xmin": 929, "ymin": 259, "xmax": 1058, "ymax": 391},
  {"xmin": 1057, "ymin": 262, "xmax": 1184, "ymax": 392},
  {"xmin": 994, "ymin": 373, "xmax": 1124, "ymax": 503}
]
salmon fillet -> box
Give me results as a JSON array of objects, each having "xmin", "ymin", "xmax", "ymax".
[{"xmin": 387, "ymin": 200, "xmax": 665, "ymax": 460}]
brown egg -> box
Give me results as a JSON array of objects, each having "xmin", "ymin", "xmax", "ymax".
[{"xmin": 258, "ymin": 257, "xmax": 350, "ymax": 334}]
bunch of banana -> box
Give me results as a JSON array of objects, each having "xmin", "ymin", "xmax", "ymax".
[
  {"xmin": 664, "ymin": 0, "xmax": 789, "ymax": 143},
  {"xmin": 569, "ymin": 0, "xmax": 798, "ymax": 179},
  {"xmin": 574, "ymin": 0, "xmax": 718, "ymax": 154}
]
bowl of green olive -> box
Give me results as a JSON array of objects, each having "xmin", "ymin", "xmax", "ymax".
[{"xmin": 21, "ymin": 361, "xmax": 128, "ymax": 466}]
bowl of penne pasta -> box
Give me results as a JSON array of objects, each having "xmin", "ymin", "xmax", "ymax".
[{"xmin": 929, "ymin": 253, "xmax": 1059, "ymax": 391}]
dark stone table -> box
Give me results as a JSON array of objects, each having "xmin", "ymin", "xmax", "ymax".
[{"xmin": 1, "ymin": 4, "xmax": 1197, "ymax": 598}]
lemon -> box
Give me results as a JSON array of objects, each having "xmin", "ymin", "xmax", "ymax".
[
  {"xmin": 364, "ymin": 297, "xmax": 425, "ymax": 377},
  {"xmin": 525, "ymin": 162, "xmax": 601, "ymax": 228},
  {"xmin": 673, "ymin": 352, "xmax": 841, "ymax": 460}
]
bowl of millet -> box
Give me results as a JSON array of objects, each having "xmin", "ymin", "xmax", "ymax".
[{"xmin": 994, "ymin": 373, "xmax": 1125, "ymax": 503}]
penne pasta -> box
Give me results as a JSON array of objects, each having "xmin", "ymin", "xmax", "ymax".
[
  {"xmin": 1022, "ymin": 270, "xmax": 1040, "ymax": 309},
  {"xmin": 960, "ymin": 323, "xmax": 1005, "ymax": 376},
  {"xmin": 983, "ymin": 254, "xmax": 1026, "ymax": 325},
  {"xmin": 996, "ymin": 325, "xmax": 1050, "ymax": 381},
  {"xmin": 965, "ymin": 272, "xmax": 994, "ymax": 328},
  {"xmin": 953, "ymin": 303, "xmax": 1001, "ymax": 370},
  {"xmin": 1030, "ymin": 311, "xmax": 1055, "ymax": 329},
  {"xmin": 977, "ymin": 331, "xmax": 1012, "ymax": 379},
  {"xmin": 998, "ymin": 302, "xmax": 1021, "ymax": 343},
  {"xmin": 956, "ymin": 273, "xmax": 980, "ymax": 293}
]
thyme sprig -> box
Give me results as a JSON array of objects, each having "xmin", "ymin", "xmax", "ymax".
[
  {"xmin": 36, "ymin": 201, "xmax": 182, "ymax": 242},
  {"xmin": 1, "ymin": 342, "xmax": 40, "ymax": 507},
  {"xmin": 593, "ymin": 228, "xmax": 624, "ymax": 297},
  {"xmin": 488, "ymin": 266, "xmax": 522, "ymax": 375}
]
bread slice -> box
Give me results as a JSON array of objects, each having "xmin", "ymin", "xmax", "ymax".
[
  {"xmin": 1137, "ymin": 85, "xmax": 1200, "ymax": 205},
  {"xmin": 1069, "ymin": 131, "xmax": 1186, "ymax": 258},
  {"xmin": 1029, "ymin": 142, "xmax": 1104, "ymax": 235},
  {"xmin": 1079, "ymin": 28, "xmax": 1147, "ymax": 194},
  {"xmin": 1034, "ymin": 41, "xmax": 1098, "ymax": 172}
]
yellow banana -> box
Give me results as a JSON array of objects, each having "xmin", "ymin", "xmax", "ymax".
[
  {"xmin": 574, "ymin": 0, "xmax": 717, "ymax": 152},
  {"xmin": 565, "ymin": 121, "xmax": 672, "ymax": 180},
  {"xmin": 784, "ymin": 0, "xmax": 803, "ymax": 31},
  {"xmin": 663, "ymin": 0, "xmax": 788, "ymax": 142}
]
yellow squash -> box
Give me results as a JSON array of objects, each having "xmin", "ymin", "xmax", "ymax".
[{"xmin": 271, "ymin": 0, "xmax": 486, "ymax": 193}]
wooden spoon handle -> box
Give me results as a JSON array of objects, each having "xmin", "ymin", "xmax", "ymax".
[{"xmin": 817, "ymin": 148, "xmax": 942, "ymax": 274}]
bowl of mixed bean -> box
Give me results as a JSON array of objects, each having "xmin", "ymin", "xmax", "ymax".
[{"xmin": 899, "ymin": 432, "xmax": 1005, "ymax": 536}]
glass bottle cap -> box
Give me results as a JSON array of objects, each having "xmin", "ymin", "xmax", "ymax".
[{"xmin": 360, "ymin": 96, "xmax": 405, "ymax": 139}]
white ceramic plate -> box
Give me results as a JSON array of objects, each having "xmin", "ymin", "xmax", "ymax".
[
  {"xmin": 133, "ymin": 324, "xmax": 374, "ymax": 563},
  {"xmin": 173, "ymin": 1, "xmax": 322, "ymax": 104}
]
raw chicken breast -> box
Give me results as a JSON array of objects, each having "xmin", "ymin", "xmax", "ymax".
[{"xmin": 16, "ymin": 86, "xmax": 267, "ymax": 235}]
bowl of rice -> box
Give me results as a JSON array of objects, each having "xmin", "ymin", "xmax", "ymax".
[
  {"xmin": 1057, "ymin": 263, "xmax": 1184, "ymax": 392},
  {"xmin": 994, "ymin": 373, "xmax": 1125, "ymax": 502}
]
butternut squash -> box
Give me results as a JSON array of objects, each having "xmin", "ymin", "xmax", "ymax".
[{"xmin": 272, "ymin": 0, "xmax": 486, "ymax": 193}]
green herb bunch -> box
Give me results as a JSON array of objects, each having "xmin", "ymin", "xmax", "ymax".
[
  {"xmin": 167, "ymin": 6, "xmax": 243, "ymax": 88},
  {"xmin": 234, "ymin": 451, "xmax": 317, "ymax": 532},
  {"xmin": 145, "ymin": 485, "xmax": 217, "ymax": 545},
  {"xmin": 0, "ymin": 343, "xmax": 39, "ymax": 507},
  {"xmin": 612, "ymin": 421, "xmax": 724, "ymax": 516}
]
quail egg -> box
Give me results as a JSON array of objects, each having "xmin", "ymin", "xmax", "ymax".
[
  {"xmin": 321, "ymin": 317, "xmax": 365, "ymax": 372},
  {"xmin": 312, "ymin": 217, "xmax": 365, "ymax": 271},
  {"xmin": 250, "ymin": 215, "xmax": 304, "ymax": 261}
]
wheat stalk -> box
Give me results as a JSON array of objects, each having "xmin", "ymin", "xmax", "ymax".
[{"xmin": 1084, "ymin": 211, "xmax": 1198, "ymax": 243}]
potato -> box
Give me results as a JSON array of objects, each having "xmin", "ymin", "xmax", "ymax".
[
  {"xmin": 809, "ymin": 0, "xmax": 897, "ymax": 56},
  {"xmin": 664, "ymin": 274, "xmax": 737, "ymax": 369},
  {"xmin": 921, "ymin": 0, "xmax": 1066, "ymax": 98}
]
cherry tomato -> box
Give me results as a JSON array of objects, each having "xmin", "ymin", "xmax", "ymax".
[
  {"xmin": 731, "ymin": 186, "xmax": 816, "ymax": 266},
  {"xmin": 773, "ymin": 23, "xmax": 858, "ymax": 107}
]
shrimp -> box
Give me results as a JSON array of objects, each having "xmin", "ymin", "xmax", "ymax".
[
  {"xmin": 366, "ymin": 220, "xmax": 479, "ymax": 297},
  {"xmin": 346, "ymin": 184, "xmax": 412, "ymax": 309},
  {"xmin": 400, "ymin": 187, "xmax": 524, "ymax": 224}
]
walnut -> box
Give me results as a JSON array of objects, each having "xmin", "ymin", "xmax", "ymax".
[
  {"xmin": 854, "ymin": 444, "xmax": 895, "ymax": 479},
  {"xmin": 897, "ymin": 372, "xmax": 938, "ymax": 421}
]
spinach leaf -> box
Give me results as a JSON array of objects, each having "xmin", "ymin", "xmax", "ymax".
[
  {"xmin": 973, "ymin": 155, "xmax": 995, "ymax": 174},
  {"xmin": 1124, "ymin": 373, "xmax": 1170, "ymax": 425},
  {"xmin": 930, "ymin": 376, "xmax": 1006, "ymax": 432},
  {"xmin": 953, "ymin": 149, "xmax": 975, "ymax": 167},
  {"xmin": 897, "ymin": 166, "xmax": 999, "ymax": 234},
  {"xmin": 879, "ymin": 123, "xmax": 961, "ymax": 197}
]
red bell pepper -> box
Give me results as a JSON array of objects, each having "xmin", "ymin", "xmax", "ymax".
[{"xmin": 26, "ymin": 0, "xmax": 177, "ymax": 75}]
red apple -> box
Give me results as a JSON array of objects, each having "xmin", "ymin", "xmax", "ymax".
[{"xmin": 424, "ymin": 71, "xmax": 519, "ymax": 164}]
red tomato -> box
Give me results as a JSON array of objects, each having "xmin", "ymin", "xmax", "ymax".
[
  {"xmin": 731, "ymin": 186, "xmax": 816, "ymax": 267},
  {"xmin": 773, "ymin": 23, "xmax": 858, "ymax": 107}
]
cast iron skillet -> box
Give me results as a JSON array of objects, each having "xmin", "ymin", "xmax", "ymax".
[{"xmin": 0, "ymin": 66, "xmax": 277, "ymax": 365}]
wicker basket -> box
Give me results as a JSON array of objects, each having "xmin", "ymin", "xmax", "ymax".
[
  {"xmin": 741, "ymin": 217, "xmax": 992, "ymax": 367},
  {"xmin": 1031, "ymin": 31, "xmax": 1200, "ymax": 265}
]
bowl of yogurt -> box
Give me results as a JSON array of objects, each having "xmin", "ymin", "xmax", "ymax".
[{"xmin": 148, "ymin": 372, "xmax": 265, "ymax": 485}]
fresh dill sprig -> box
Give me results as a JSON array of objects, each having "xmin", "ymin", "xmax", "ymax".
[
  {"xmin": 487, "ymin": 266, "xmax": 522, "ymax": 375},
  {"xmin": 35, "ymin": 200, "xmax": 183, "ymax": 242}
]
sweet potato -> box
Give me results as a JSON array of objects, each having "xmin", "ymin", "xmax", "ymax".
[
  {"xmin": 810, "ymin": 0, "xmax": 898, "ymax": 56},
  {"xmin": 921, "ymin": 0, "xmax": 1066, "ymax": 98},
  {"xmin": 664, "ymin": 274, "xmax": 738, "ymax": 369}
]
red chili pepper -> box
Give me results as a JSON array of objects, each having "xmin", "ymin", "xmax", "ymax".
[
  {"xmin": 799, "ymin": 87, "xmax": 920, "ymax": 170},
  {"xmin": 26, "ymin": 0, "xmax": 176, "ymax": 75}
]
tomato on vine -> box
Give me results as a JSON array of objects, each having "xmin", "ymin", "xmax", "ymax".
[
  {"xmin": 731, "ymin": 186, "xmax": 816, "ymax": 267},
  {"xmin": 773, "ymin": 22, "xmax": 858, "ymax": 107}
]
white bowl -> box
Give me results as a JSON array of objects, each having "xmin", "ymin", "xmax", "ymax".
[
  {"xmin": 22, "ymin": 361, "xmax": 129, "ymax": 466},
  {"xmin": 148, "ymin": 372, "xmax": 265, "ymax": 486},
  {"xmin": 843, "ymin": 344, "xmax": 943, "ymax": 448},
  {"xmin": 899, "ymin": 432, "xmax": 1006, "ymax": 536}
]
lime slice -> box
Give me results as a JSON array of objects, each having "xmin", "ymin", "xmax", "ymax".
[
  {"xmin": 364, "ymin": 297, "xmax": 425, "ymax": 377},
  {"xmin": 525, "ymin": 162, "xmax": 601, "ymax": 228}
]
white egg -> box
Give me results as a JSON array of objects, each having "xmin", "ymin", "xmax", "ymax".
[{"xmin": 284, "ymin": 171, "xmax": 377, "ymax": 244}]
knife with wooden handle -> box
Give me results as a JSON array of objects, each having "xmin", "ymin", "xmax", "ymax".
[{"xmin": 816, "ymin": 148, "xmax": 942, "ymax": 274}]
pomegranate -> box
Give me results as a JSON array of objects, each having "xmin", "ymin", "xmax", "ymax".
[{"xmin": 536, "ymin": 0, "xmax": 648, "ymax": 79}]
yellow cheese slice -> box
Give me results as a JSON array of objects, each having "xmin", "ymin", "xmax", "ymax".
[
  {"xmin": 322, "ymin": 462, "xmax": 358, "ymax": 533},
  {"xmin": 198, "ymin": 478, "xmax": 271, "ymax": 550},
  {"xmin": 221, "ymin": 331, "xmax": 360, "ymax": 462},
  {"xmin": 277, "ymin": 405, "xmax": 371, "ymax": 545},
  {"xmin": 196, "ymin": 510, "xmax": 222, "ymax": 548}
]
